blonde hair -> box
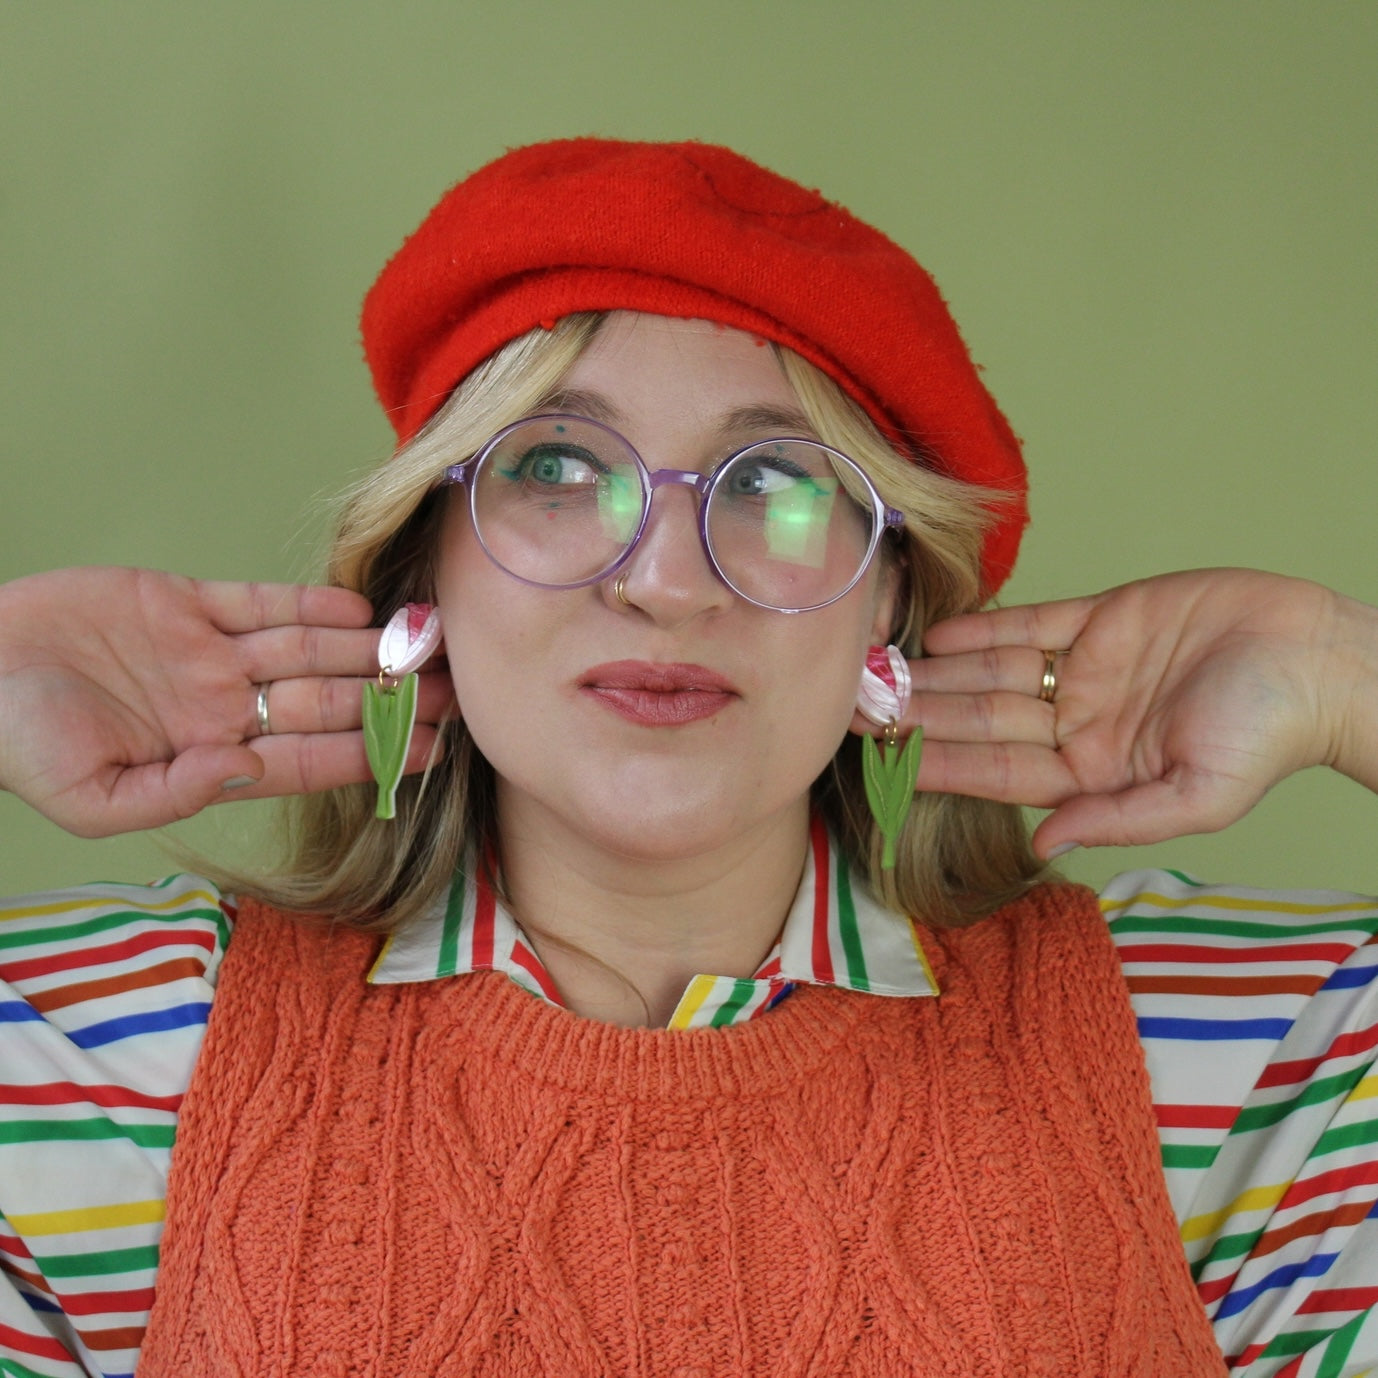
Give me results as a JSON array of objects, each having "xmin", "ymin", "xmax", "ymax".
[
  {"xmin": 216, "ymin": 313, "xmax": 1041, "ymax": 930},
  {"xmin": 776, "ymin": 350, "xmax": 1044, "ymax": 923}
]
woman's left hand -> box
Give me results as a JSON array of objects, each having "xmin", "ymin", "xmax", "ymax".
[{"xmin": 881, "ymin": 569, "xmax": 1378, "ymax": 858}]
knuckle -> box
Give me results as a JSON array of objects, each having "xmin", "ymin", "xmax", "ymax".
[
  {"xmin": 244, "ymin": 581, "xmax": 271, "ymax": 622},
  {"xmin": 972, "ymin": 693, "xmax": 996, "ymax": 739},
  {"xmin": 991, "ymin": 743, "xmax": 1014, "ymax": 797},
  {"xmin": 979, "ymin": 647, "xmax": 1003, "ymax": 688},
  {"xmin": 319, "ymin": 677, "xmax": 342, "ymax": 729},
  {"xmin": 296, "ymin": 626, "xmax": 322, "ymax": 676}
]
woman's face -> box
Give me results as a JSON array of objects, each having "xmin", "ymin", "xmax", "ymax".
[{"xmin": 436, "ymin": 312, "xmax": 897, "ymax": 866}]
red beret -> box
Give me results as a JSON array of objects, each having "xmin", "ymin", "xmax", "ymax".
[{"xmin": 361, "ymin": 138, "xmax": 1028, "ymax": 595}]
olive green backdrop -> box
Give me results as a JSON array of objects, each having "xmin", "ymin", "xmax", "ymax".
[{"xmin": 2, "ymin": 2, "xmax": 1375, "ymax": 898}]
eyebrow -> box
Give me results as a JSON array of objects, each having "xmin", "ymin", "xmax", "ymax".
[
  {"xmin": 532, "ymin": 387, "xmax": 817, "ymax": 440},
  {"xmin": 534, "ymin": 386, "xmax": 620, "ymax": 423}
]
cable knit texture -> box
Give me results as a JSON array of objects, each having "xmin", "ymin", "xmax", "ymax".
[{"xmin": 139, "ymin": 883, "xmax": 1225, "ymax": 1376}]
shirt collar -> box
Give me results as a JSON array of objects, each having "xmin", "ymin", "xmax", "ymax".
[{"xmin": 369, "ymin": 816, "xmax": 938, "ymax": 1026}]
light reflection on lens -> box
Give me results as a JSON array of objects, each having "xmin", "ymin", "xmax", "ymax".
[{"xmin": 464, "ymin": 417, "xmax": 887, "ymax": 611}]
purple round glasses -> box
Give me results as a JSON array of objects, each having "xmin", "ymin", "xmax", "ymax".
[{"xmin": 439, "ymin": 413, "xmax": 905, "ymax": 614}]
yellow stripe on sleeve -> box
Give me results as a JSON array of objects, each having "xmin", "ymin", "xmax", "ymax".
[
  {"xmin": 1101, "ymin": 890, "xmax": 1378, "ymax": 919},
  {"xmin": 1180, "ymin": 1182, "xmax": 1291, "ymax": 1243},
  {"xmin": 1347, "ymin": 1074, "xmax": 1378, "ymax": 1104},
  {"xmin": 0, "ymin": 889, "xmax": 222, "ymax": 923},
  {"xmin": 7, "ymin": 1198, "xmax": 166, "ymax": 1236}
]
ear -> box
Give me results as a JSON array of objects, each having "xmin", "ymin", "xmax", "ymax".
[{"xmin": 868, "ymin": 556, "xmax": 903, "ymax": 646}]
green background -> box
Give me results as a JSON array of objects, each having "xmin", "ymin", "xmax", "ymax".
[{"xmin": 2, "ymin": 3, "xmax": 1374, "ymax": 898}]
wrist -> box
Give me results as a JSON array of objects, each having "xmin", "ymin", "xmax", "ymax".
[{"xmin": 1324, "ymin": 590, "xmax": 1378, "ymax": 794}]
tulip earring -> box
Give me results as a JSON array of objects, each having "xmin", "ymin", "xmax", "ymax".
[
  {"xmin": 362, "ymin": 603, "xmax": 444, "ymax": 819},
  {"xmin": 855, "ymin": 645, "xmax": 922, "ymax": 869}
]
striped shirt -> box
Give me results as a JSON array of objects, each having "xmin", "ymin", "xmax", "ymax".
[
  {"xmin": 0, "ymin": 850, "xmax": 1374, "ymax": 1376},
  {"xmin": 1105, "ymin": 868, "xmax": 1378, "ymax": 1377},
  {"xmin": 370, "ymin": 817, "xmax": 939, "ymax": 1025}
]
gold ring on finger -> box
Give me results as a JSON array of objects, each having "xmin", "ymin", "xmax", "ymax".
[{"xmin": 1038, "ymin": 650, "xmax": 1059, "ymax": 704}]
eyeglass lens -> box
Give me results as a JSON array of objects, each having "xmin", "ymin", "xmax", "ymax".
[{"xmin": 468, "ymin": 416, "xmax": 881, "ymax": 611}]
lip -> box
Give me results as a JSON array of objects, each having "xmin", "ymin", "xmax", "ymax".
[{"xmin": 579, "ymin": 660, "xmax": 739, "ymax": 726}]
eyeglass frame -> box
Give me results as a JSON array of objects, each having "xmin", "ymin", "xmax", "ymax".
[{"xmin": 437, "ymin": 413, "xmax": 906, "ymax": 614}]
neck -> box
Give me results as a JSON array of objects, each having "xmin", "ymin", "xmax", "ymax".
[{"xmin": 495, "ymin": 793, "xmax": 811, "ymax": 1027}]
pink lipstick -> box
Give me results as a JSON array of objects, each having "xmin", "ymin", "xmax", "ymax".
[{"xmin": 579, "ymin": 661, "xmax": 737, "ymax": 726}]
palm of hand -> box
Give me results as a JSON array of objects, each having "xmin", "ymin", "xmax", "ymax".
[
  {"xmin": 4, "ymin": 576, "xmax": 246, "ymax": 806},
  {"xmin": 911, "ymin": 570, "xmax": 1338, "ymax": 854},
  {"xmin": 0, "ymin": 567, "xmax": 432, "ymax": 837}
]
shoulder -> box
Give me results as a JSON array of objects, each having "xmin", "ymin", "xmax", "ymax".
[
  {"xmin": 0, "ymin": 875, "xmax": 234, "ymax": 1376},
  {"xmin": 0, "ymin": 873, "xmax": 233, "ymax": 1091},
  {"xmin": 1100, "ymin": 864, "xmax": 1378, "ymax": 952},
  {"xmin": 1097, "ymin": 867, "xmax": 1378, "ymax": 1371},
  {"xmin": 925, "ymin": 880, "xmax": 1113, "ymax": 985},
  {"xmin": 1098, "ymin": 865, "xmax": 1378, "ymax": 1177},
  {"xmin": 0, "ymin": 872, "xmax": 235, "ymax": 1017},
  {"xmin": 1100, "ymin": 865, "xmax": 1378, "ymax": 1063},
  {"xmin": 919, "ymin": 880, "xmax": 1141, "ymax": 1062}
]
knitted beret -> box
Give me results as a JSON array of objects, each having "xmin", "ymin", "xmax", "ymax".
[{"xmin": 361, "ymin": 138, "xmax": 1028, "ymax": 594}]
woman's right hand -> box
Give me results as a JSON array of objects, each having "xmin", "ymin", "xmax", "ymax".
[{"xmin": 0, "ymin": 567, "xmax": 453, "ymax": 837}]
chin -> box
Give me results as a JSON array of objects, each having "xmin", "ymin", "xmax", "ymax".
[
  {"xmin": 488, "ymin": 741, "xmax": 825, "ymax": 867},
  {"xmin": 582, "ymin": 800, "xmax": 756, "ymax": 864}
]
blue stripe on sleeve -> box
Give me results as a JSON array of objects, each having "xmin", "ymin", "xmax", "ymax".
[
  {"xmin": 0, "ymin": 1002, "xmax": 44, "ymax": 1024},
  {"xmin": 1319, "ymin": 962, "xmax": 1378, "ymax": 991},
  {"xmin": 1136, "ymin": 1015, "xmax": 1295, "ymax": 1042},
  {"xmin": 1213, "ymin": 1252, "xmax": 1339, "ymax": 1320},
  {"xmin": 68, "ymin": 1002, "xmax": 213, "ymax": 1049}
]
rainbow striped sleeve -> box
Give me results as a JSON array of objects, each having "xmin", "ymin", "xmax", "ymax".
[
  {"xmin": 1105, "ymin": 868, "xmax": 1378, "ymax": 1377},
  {"xmin": 0, "ymin": 875, "xmax": 231, "ymax": 1378}
]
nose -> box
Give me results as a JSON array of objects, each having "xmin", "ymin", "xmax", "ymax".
[{"xmin": 610, "ymin": 477, "xmax": 733, "ymax": 625}]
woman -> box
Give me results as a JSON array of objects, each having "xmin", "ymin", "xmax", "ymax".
[{"xmin": 0, "ymin": 139, "xmax": 1374, "ymax": 1376}]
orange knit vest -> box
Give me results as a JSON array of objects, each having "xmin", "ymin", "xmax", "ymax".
[{"xmin": 139, "ymin": 883, "xmax": 1225, "ymax": 1377}]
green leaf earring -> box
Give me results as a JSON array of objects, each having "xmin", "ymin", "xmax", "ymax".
[
  {"xmin": 856, "ymin": 644, "xmax": 921, "ymax": 869},
  {"xmin": 363, "ymin": 603, "xmax": 443, "ymax": 820}
]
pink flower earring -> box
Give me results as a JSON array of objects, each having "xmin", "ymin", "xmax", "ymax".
[
  {"xmin": 362, "ymin": 603, "xmax": 443, "ymax": 819},
  {"xmin": 855, "ymin": 645, "xmax": 922, "ymax": 869}
]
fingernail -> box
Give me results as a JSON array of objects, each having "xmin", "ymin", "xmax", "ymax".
[
  {"xmin": 221, "ymin": 775, "xmax": 258, "ymax": 791},
  {"xmin": 1045, "ymin": 842, "xmax": 1080, "ymax": 860}
]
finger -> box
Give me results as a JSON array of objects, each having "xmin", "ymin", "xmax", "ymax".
[
  {"xmin": 914, "ymin": 739, "xmax": 1076, "ymax": 807},
  {"xmin": 850, "ymin": 690, "xmax": 1056, "ymax": 747},
  {"xmin": 238, "ymin": 626, "xmax": 389, "ymax": 684},
  {"xmin": 908, "ymin": 646, "xmax": 1057, "ymax": 697},
  {"xmin": 916, "ymin": 691, "xmax": 1057, "ymax": 746},
  {"xmin": 218, "ymin": 726, "xmax": 443, "ymax": 802},
  {"xmin": 923, "ymin": 596, "xmax": 1099, "ymax": 656},
  {"xmin": 59, "ymin": 744, "xmax": 268, "ymax": 838},
  {"xmin": 246, "ymin": 672, "xmax": 455, "ymax": 738},
  {"xmin": 1030, "ymin": 772, "xmax": 1264, "ymax": 857},
  {"xmin": 197, "ymin": 580, "xmax": 374, "ymax": 635}
]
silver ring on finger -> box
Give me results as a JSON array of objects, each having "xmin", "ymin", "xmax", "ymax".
[
  {"xmin": 255, "ymin": 682, "xmax": 273, "ymax": 736},
  {"xmin": 1038, "ymin": 650, "xmax": 1060, "ymax": 704}
]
